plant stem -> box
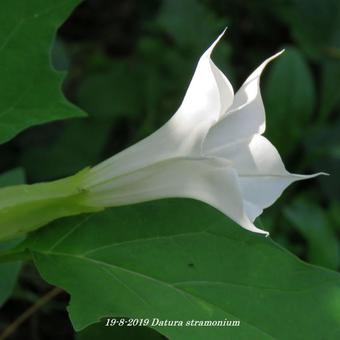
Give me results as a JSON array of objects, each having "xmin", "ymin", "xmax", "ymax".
[{"xmin": 0, "ymin": 287, "xmax": 63, "ymax": 340}]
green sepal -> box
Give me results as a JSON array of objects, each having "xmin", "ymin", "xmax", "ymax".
[{"xmin": 0, "ymin": 168, "xmax": 102, "ymax": 241}]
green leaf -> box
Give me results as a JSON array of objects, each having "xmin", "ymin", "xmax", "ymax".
[
  {"xmin": 282, "ymin": 0, "xmax": 340, "ymax": 59},
  {"xmin": 264, "ymin": 47, "xmax": 315, "ymax": 155},
  {"xmin": 0, "ymin": 0, "xmax": 85, "ymax": 144},
  {"xmin": 23, "ymin": 200, "xmax": 340, "ymax": 339},
  {"xmin": 284, "ymin": 198, "xmax": 339, "ymax": 269},
  {"xmin": 0, "ymin": 168, "xmax": 25, "ymax": 306}
]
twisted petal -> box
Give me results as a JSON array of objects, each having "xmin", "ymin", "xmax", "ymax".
[
  {"xmin": 203, "ymin": 51, "xmax": 284, "ymax": 153},
  {"xmin": 87, "ymin": 30, "xmax": 233, "ymax": 187},
  {"xmin": 208, "ymin": 134, "xmax": 326, "ymax": 221},
  {"xmin": 84, "ymin": 156, "xmax": 268, "ymax": 235}
]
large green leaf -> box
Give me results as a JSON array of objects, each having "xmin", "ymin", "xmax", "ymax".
[
  {"xmin": 264, "ymin": 47, "xmax": 315, "ymax": 155},
  {"xmin": 23, "ymin": 200, "xmax": 340, "ymax": 339},
  {"xmin": 0, "ymin": 0, "xmax": 85, "ymax": 144},
  {"xmin": 0, "ymin": 168, "xmax": 25, "ymax": 306}
]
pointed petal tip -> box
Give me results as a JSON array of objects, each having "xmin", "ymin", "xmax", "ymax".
[
  {"xmin": 277, "ymin": 48, "xmax": 285, "ymax": 56},
  {"xmin": 204, "ymin": 28, "xmax": 228, "ymax": 57},
  {"xmin": 245, "ymin": 222, "xmax": 270, "ymax": 237},
  {"xmin": 217, "ymin": 26, "xmax": 228, "ymax": 39},
  {"xmin": 240, "ymin": 47, "xmax": 285, "ymax": 86},
  {"xmin": 253, "ymin": 229, "xmax": 270, "ymax": 237},
  {"xmin": 320, "ymin": 172, "xmax": 330, "ymax": 176},
  {"xmin": 258, "ymin": 229, "xmax": 270, "ymax": 237},
  {"xmin": 283, "ymin": 171, "xmax": 329, "ymax": 186},
  {"xmin": 265, "ymin": 49, "xmax": 285, "ymax": 64},
  {"xmin": 294, "ymin": 171, "xmax": 329, "ymax": 180}
]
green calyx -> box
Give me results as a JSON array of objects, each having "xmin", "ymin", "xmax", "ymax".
[{"xmin": 0, "ymin": 168, "xmax": 102, "ymax": 241}]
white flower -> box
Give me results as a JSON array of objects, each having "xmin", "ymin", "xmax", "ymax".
[{"xmin": 82, "ymin": 31, "xmax": 324, "ymax": 236}]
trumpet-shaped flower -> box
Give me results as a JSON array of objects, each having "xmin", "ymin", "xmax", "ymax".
[
  {"xmin": 0, "ymin": 31, "xmax": 324, "ymax": 241},
  {"xmin": 80, "ymin": 31, "xmax": 324, "ymax": 236}
]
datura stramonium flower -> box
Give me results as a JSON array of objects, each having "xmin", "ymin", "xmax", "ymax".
[{"xmin": 0, "ymin": 31, "xmax": 325, "ymax": 240}]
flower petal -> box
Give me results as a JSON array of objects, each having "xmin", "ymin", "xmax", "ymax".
[
  {"xmin": 208, "ymin": 134, "xmax": 325, "ymax": 221},
  {"xmin": 203, "ymin": 51, "xmax": 284, "ymax": 153},
  {"xmin": 88, "ymin": 31, "xmax": 233, "ymax": 186},
  {"xmin": 173, "ymin": 28, "xmax": 234, "ymax": 127},
  {"xmin": 84, "ymin": 156, "xmax": 268, "ymax": 235}
]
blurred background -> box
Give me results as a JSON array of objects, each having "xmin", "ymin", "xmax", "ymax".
[{"xmin": 0, "ymin": 0, "xmax": 339, "ymax": 339}]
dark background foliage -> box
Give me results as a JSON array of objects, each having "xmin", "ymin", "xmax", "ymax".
[{"xmin": 1, "ymin": 0, "xmax": 339, "ymax": 339}]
